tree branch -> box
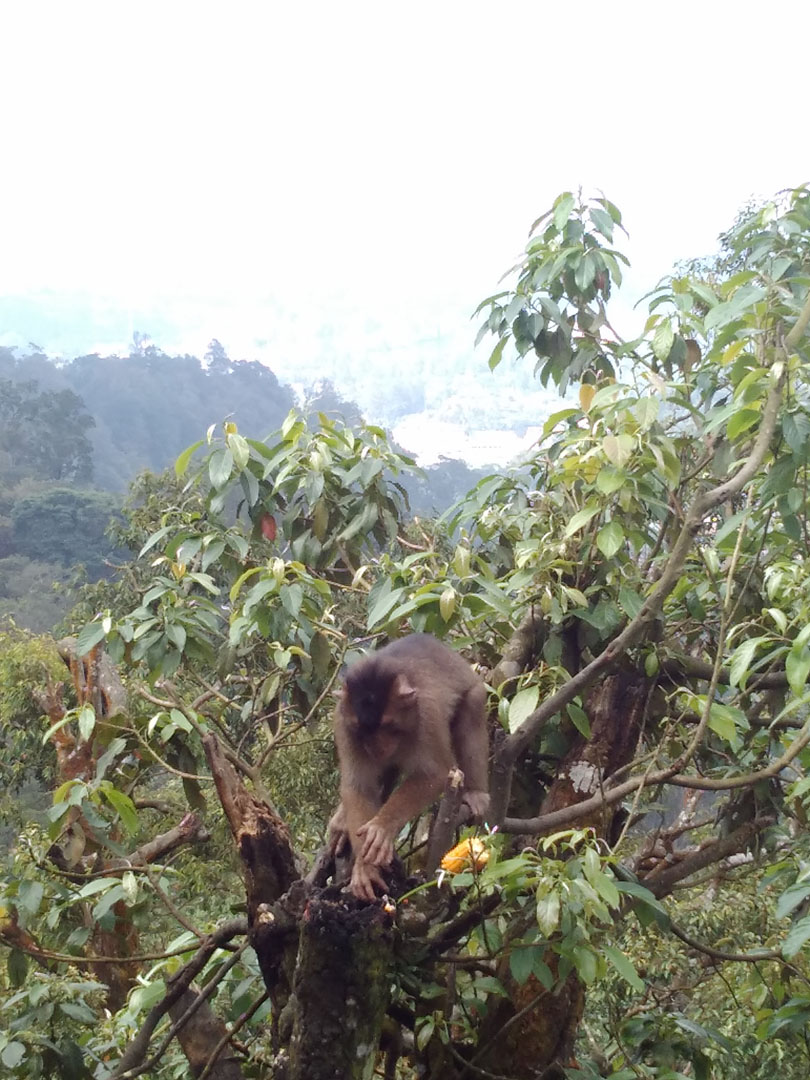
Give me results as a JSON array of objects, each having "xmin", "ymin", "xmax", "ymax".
[{"xmin": 111, "ymin": 919, "xmax": 247, "ymax": 1079}]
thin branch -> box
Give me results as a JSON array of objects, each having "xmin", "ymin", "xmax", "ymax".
[
  {"xmin": 643, "ymin": 816, "xmax": 774, "ymax": 898},
  {"xmin": 668, "ymin": 922, "xmax": 780, "ymax": 964},
  {"xmin": 197, "ymin": 989, "xmax": 271, "ymax": 1080},
  {"xmin": 110, "ymin": 919, "xmax": 247, "ymax": 1079},
  {"xmin": 124, "ymin": 941, "xmax": 250, "ymax": 1079}
]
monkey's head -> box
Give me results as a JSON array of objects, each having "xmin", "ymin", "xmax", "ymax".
[{"xmin": 343, "ymin": 655, "xmax": 417, "ymax": 737}]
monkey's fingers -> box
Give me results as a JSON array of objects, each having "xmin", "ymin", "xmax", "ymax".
[
  {"xmin": 350, "ymin": 859, "xmax": 388, "ymax": 901},
  {"xmin": 357, "ymin": 822, "xmax": 394, "ymax": 866}
]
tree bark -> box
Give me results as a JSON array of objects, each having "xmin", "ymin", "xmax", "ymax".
[{"xmin": 286, "ymin": 896, "xmax": 395, "ymax": 1080}]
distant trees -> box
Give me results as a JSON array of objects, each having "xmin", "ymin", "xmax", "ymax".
[
  {"xmin": 10, "ymin": 489, "xmax": 122, "ymax": 580},
  {"xmin": 62, "ymin": 342, "xmax": 297, "ymax": 490},
  {"xmin": 0, "ymin": 342, "xmax": 299, "ymax": 628},
  {"xmin": 0, "ymin": 378, "xmax": 94, "ymax": 484}
]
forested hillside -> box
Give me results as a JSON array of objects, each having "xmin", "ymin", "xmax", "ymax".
[
  {"xmin": 0, "ymin": 340, "xmax": 296, "ymax": 491},
  {"xmin": 0, "ymin": 342, "xmax": 485, "ymax": 630}
]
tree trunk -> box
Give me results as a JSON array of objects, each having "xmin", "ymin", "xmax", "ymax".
[{"xmin": 480, "ymin": 671, "xmax": 650, "ymax": 1077}]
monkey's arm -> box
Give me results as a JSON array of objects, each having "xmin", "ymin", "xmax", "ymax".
[
  {"xmin": 341, "ymin": 788, "xmax": 391, "ymax": 900},
  {"xmin": 336, "ymin": 726, "xmax": 392, "ymax": 899},
  {"xmin": 357, "ymin": 770, "xmax": 446, "ymax": 866}
]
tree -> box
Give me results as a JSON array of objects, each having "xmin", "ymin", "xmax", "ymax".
[
  {"xmin": 10, "ymin": 489, "xmax": 123, "ymax": 581},
  {"xmin": 2, "ymin": 186, "xmax": 810, "ymax": 1079},
  {"xmin": 0, "ymin": 378, "xmax": 95, "ymax": 485}
]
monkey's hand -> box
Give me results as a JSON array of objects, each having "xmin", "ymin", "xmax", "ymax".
[
  {"xmin": 349, "ymin": 857, "xmax": 388, "ymax": 901},
  {"xmin": 327, "ymin": 806, "xmax": 350, "ymax": 857},
  {"xmin": 462, "ymin": 790, "xmax": 490, "ymax": 822},
  {"xmin": 356, "ymin": 818, "xmax": 396, "ymax": 867}
]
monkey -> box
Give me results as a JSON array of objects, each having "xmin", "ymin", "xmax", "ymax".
[{"xmin": 330, "ymin": 634, "xmax": 490, "ymax": 900}]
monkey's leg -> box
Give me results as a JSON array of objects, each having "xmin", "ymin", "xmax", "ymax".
[{"xmin": 454, "ymin": 681, "xmax": 491, "ymax": 820}]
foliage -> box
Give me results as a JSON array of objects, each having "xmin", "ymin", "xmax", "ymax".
[
  {"xmin": 0, "ymin": 558, "xmax": 75, "ymax": 633},
  {"xmin": 0, "ymin": 626, "xmax": 69, "ymax": 790},
  {"xmin": 1, "ymin": 186, "xmax": 810, "ymax": 1078},
  {"xmin": 0, "ymin": 377, "xmax": 95, "ymax": 485},
  {"xmin": 10, "ymin": 489, "xmax": 123, "ymax": 581}
]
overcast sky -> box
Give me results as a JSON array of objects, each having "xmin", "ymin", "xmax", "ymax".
[{"xmin": 2, "ymin": 1, "xmax": 808, "ymax": 357}]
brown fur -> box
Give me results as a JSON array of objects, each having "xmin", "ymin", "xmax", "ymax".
[{"xmin": 331, "ymin": 635, "xmax": 490, "ymax": 899}]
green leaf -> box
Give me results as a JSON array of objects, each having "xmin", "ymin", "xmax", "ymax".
[
  {"xmin": 509, "ymin": 945, "xmax": 536, "ymax": 985},
  {"xmin": 786, "ymin": 644, "xmax": 810, "ymax": 697},
  {"xmin": 129, "ymin": 980, "xmax": 167, "ymax": 1014},
  {"xmin": 77, "ymin": 877, "xmax": 118, "ymax": 898},
  {"xmin": 595, "ymin": 467, "xmax": 626, "ymax": 494},
  {"xmin": 775, "ymin": 881, "xmax": 810, "ymax": 922},
  {"xmin": 228, "ymin": 432, "xmax": 250, "ymax": 470},
  {"xmin": 103, "ymin": 788, "xmax": 139, "ymax": 834},
  {"xmin": 652, "ymin": 319, "xmax": 674, "ymax": 362},
  {"xmin": 615, "ymin": 880, "xmax": 671, "ymax": 927},
  {"xmin": 7, "ymin": 951, "xmax": 28, "ymax": 989},
  {"xmin": 783, "ymin": 914, "xmax": 810, "ymax": 958},
  {"xmin": 728, "ymin": 636, "xmax": 766, "ymax": 688},
  {"xmin": 603, "ymin": 434, "xmax": 633, "ymax": 468},
  {"xmin": 122, "ymin": 870, "xmax": 139, "ymax": 904},
  {"xmin": 727, "ymin": 406, "xmax": 761, "ymax": 441},
  {"xmin": 18, "ymin": 880, "xmax": 44, "ymax": 915},
  {"xmin": 574, "ymin": 252, "xmax": 596, "ymax": 292},
  {"xmin": 186, "ymin": 572, "xmax": 220, "ymax": 596},
  {"xmin": 542, "ymin": 407, "xmax": 579, "ymax": 437},
  {"xmin": 603, "ymin": 944, "xmax": 644, "ymax": 992},
  {"xmin": 566, "ymin": 702, "xmax": 591, "ymax": 737},
  {"xmin": 78, "ymin": 704, "xmax": 96, "ymax": 743},
  {"xmin": 138, "ymin": 524, "xmax": 171, "ymax": 558},
  {"xmin": 439, "ymin": 586, "xmax": 456, "ymax": 622},
  {"xmin": 564, "ymin": 502, "xmax": 600, "ymax": 538},
  {"xmin": 596, "ymin": 520, "xmax": 624, "ymax": 558},
  {"xmin": 508, "ymin": 686, "xmax": 539, "ymax": 733},
  {"xmin": 707, "ymin": 702, "xmax": 746, "ymax": 744},
  {"xmin": 1, "ymin": 1041, "xmax": 26, "ymax": 1068},
  {"xmin": 416, "ymin": 1019, "xmax": 435, "ymax": 1051},
  {"xmin": 703, "ymin": 285, "xmax": 766, "ymax": 331},
  {"xmin": 175, "ymin": 440, "xmax": 204, "ymax": 478},
  {"xmin": 589, "ymin": 206, "xmax": 614, "ymax": 240},
  {"xmin": 367, "ymin": 580, "xmax": 403, "ymax": 629},
  {"xmin": 76, "ymin": 621, "xmax": 107, "ymax": 656},
  {"xmin": 618, "ymin": 587, "xmax": 643, "ymax": 619},
  {"xmin": 536, "ymin": 890, "xmax": 560, "ymax": 936},
  {"xmin": 59, "ymin": 1000, "xmax": 97, "ymax": 1023},
  {"xmin": 487, "ymin": 336, "xmax": 508, "ymax": 371},
  {"xmin": 208, "ymin": 447, "xmax": 234, "ymax": 489},
  {"xmin": 93, "ymin": 883, "xmax": 126, "ymax": 921},
  {"xmin": 553, "ymin": 192, "xmax": 575, "ymax": 231},
  {"xmin": 572, "ymin": 945, "xmax": 597, "ymax": 984},
  {"xmin": 472, "ymin": 975, "xmax": 508, "ymax": 997}
]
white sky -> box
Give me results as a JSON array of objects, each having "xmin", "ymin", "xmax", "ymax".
[{"xmin": 1, "ymin": 1, "xmax": 808, "ymax": 357}]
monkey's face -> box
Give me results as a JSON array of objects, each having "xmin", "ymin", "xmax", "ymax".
[
  {"xmin": 343, "ymin": 673, "xmax": 393, "ymax": 736},
  {"xmin": 343, "ymin": 660, "xmax": 418, "ymax": 749}
]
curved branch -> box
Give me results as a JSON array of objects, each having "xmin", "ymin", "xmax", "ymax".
[
  {"xmin": 668, "ymin": 922, "xmax": 780, "ymax": 964},
  {"xmin": 661, "ymin": 655, "xmax": 794, "ymax": 690},
  {"xmin": 502, "ymin": 713, "xmax": 810, "ymax": 833},
  {"xmin": 111, "ymin": 919, "xmax": 247, "ymax": 1079},
  {"xmin": 643, "ymin": 816, "xmax": 774, "ymax": 898}
]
